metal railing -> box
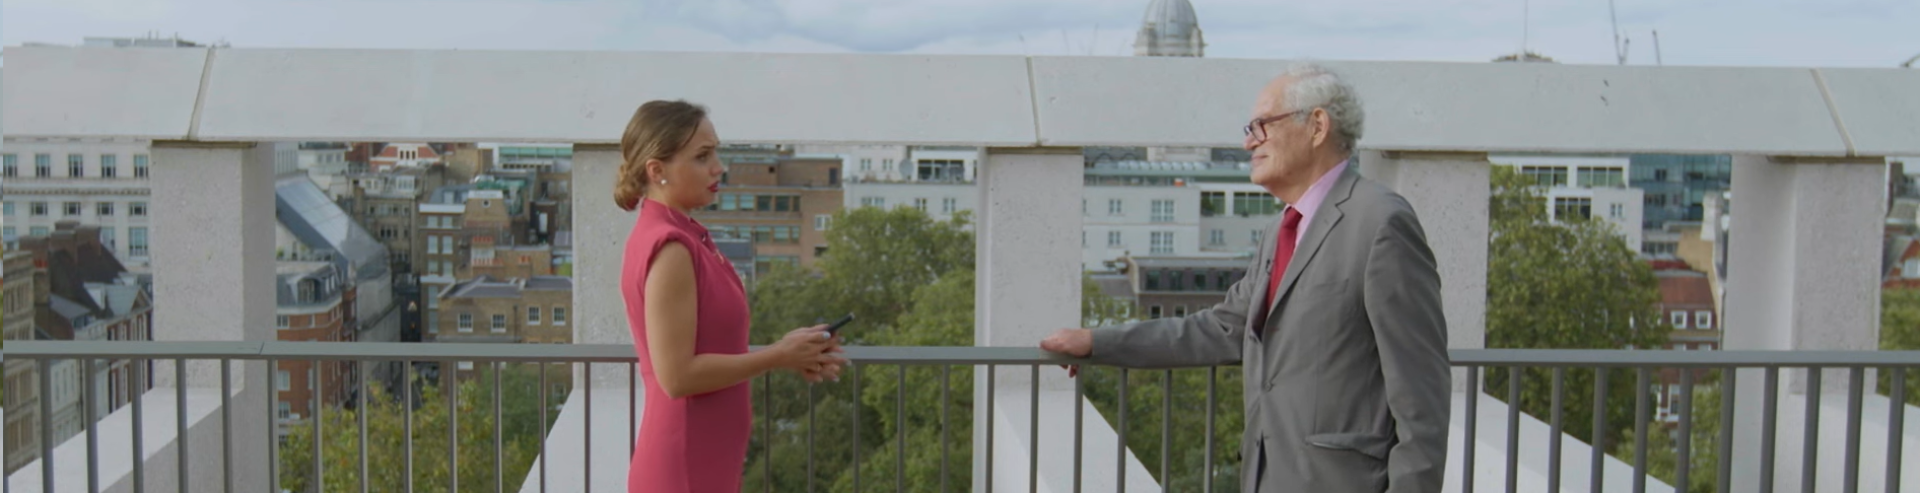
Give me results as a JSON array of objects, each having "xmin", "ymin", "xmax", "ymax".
[{"xmin": 5, "ymin": 341, "xmax": 1919, "ymax": 493}]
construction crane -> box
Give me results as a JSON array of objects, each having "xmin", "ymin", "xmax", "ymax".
[{"xmin": 1905, "ymin": 53, "xmax": 1920, "ymax": 68}]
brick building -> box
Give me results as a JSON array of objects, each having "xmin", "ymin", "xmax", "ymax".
[
  {"xmin": 273, "ymin": 261, "xmax": 357, "ymax": 427},
  {"xmin": 693, "ymin": 146, "xmax": 844, "ymax": 275}
]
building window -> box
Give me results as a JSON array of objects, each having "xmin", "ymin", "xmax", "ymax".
[
  {"xmin": 1610, "ymin": 203, "xmax": 1625, "ymax": 219},
  {"xmin": 62, "ymin": 202, "xmax": 81, "ymax": 216},
  {"xmin": 276, "ymin": 315, "xmax": 289, "ymax": 328},
  {"xmin": 1232, "ymin": 192, "xmax": 1281, "ymax": 216},
  {"xmin": 276, "ymin": 371, "xmax": 291, "ymax": 391},
  {"xmin": 1148, "ymin": 305, "xmax": 1162, "ymax": 318},
  {"xmin": 862, "ymin": 197, "xmax": 885, "ymax": 208},
  {"xmin": 31, "ymin": 202, "xmax": 48, "ymax": 216},
  {"xmin": 815, "ymin": 214, "xmax": 832, "ymax": 231},
  {"xmin": 943, "ymin": 197, "xmax": 957, "ymax": 214},
  {"xmin": 278, "ymin": 402, "xmax": 292, "ymax": 420},
  {"xmin": 134, "ymin": 155, "xmax": 149, "ymax": 178},
  {"xmin": 30, "ymin": 227, "xmax": 49, "ymax": 237},
  {"xmin": 2, "ymin": 154, "xmax": 15, "ymax": 177},
  {"xmin": 1108, "ymin": 199, "xmax": 1123, "ymax": 216},
  {"xmin": 1209, "ymin": 229, "xmax": 1225, "ymax": 246},
  {"xmin": 441, "ymin": 236, "xmax": 453, "ymax": 255},
  {"xmin": 131, "ymin": 202, "xmax": 148, "ymax": 217},
  {"xmin": 129, "ymin": 228, "xmax": 149, "ymax": 257},
  {"xmin": 100, "ymin": 228, "xmax": 115, "ymax": 249},
  {"xmin": 97, "ymin": 203, "xmax": 114, "ymax": 216},
  {"xmin": 860, "ymin": 158, "xmax": 872, "ymax": 172},
  {"xmin": 1553, "ymin": 197, "xmax": 1592, "ymax": 221},
  {"xmin": 1107, "ymin": 231, "xmax": 1122, "ymax": 247},
  {"xmin": 1670, "ymin": 311, "xmax": 1688, "ymax": 329},
  {"xmin": 68, "ymin": 154, "xmax": 85, "ymax": 177},
  {"xmin": 492, "ymin": 314, "xmax": 507, "ymax": 333},
  {"xmin": 552, "ymin": 307, "xmax": 567, "ymax": 326},
  {"xmin": 1577, "ymin": 167, "xmax": 1626, "ymax": 188},
  {"xmin": 1201, "ymin": 191, "xmax": 1226, "ymax": 217},
  {"xmin": 1521, "ymin": 166, "xmax": 1569, "ymax": 187},
  {"xmin": 1695, "ymin": 311, "xmax": 1713, "ymax": 329},
  {"xmin": 1173, "ymin": 306, "xmax": 1188, "ymax": 317},
  {"xmin": 914, "ymin": 198, "xmax": 928, "ymax": 212},
  {"xmin": 1151, "ymin": 200, "xmax": 1174, "ymax": 222},
  {"xmin": 1150, "ymin": 232, "xmax": 1174, "ymax": 254},
  {"xmin": 2, "ymin": 202, "xmax": 11, "ymax": 216},
  {"xmin": 459, "ymin": 314, "xmax": 474, "ymax": 332},
  {"xmin": 35, "ymin": 154, "xmax": 52, "ymax": 177},
  {"xmin": 100, "ymin": 155, "xmax": 117, "ymax": 178},
  {"xmin": 528, "ymin": 307, "xmax": 542, "ymax": 325}
]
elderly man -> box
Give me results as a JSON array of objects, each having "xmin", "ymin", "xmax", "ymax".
[{"xmin": 1041, "ymin": 64, "xmax": 1451, "ymax": 493}]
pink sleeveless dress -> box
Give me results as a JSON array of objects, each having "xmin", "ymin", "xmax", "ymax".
[{"xmin": 622, "ymin": 198, "xmax": 752, "ymax": 493}]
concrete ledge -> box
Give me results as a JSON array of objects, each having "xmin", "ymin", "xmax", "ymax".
[
  {"xmin": 9, "ymin": 47, "xmax": 1920, "ymax": 156},
  {"xmin": 1764, "ymin": 391, "xmax": 1920, "ymax": 493},
  {"xmin": 1449, "ymin": 391, "xmax": 1675, "ymax": 493},
  {"xmin": 6, "ymin": 387, "xmax": 235, "ymax": 493},
  {"xmin": 1029, "ymin": 56, "xmax": 1874, "ymax": 155},
  {"xmin": 0, "ymin": 48, "xmax": 207, "ymax": 140},
  {"xmin": 987, "ymin": 388, "xmax": 1166, "ymax": 493},
  {"xmin": 519, "ymin": 387, "xmax": 635, "ymax": 493}
]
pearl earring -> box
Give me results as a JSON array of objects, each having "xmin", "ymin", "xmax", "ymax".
[{"xmin": 660, "ymin": 180, "xmax": 667, "ymax": 185}]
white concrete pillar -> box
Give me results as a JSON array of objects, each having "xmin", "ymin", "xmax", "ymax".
[
  {"xmin": 1724, "ymin": 155, "xmax": 1886, "ymax": 492},
  {"xmin": 553, "ymin": 143, "xmax": 639, "ymax": 489},
  {"xmin": 1356, "ymin": 151, "xmax": 1490, "ymax": 354},
  {"xmin": 972, "ymin": 147, "xmax": 1160, "ymax": 492},
  {"xmin": 147, "ymin": 141, "xmax": 277, "ymax": 492},
  {"xmin": 568, "ymin": 144, "xmax": 635, "ymax": 387}
]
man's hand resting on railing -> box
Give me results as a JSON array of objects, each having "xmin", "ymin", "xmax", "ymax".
[{"xmin": 1039, "ymin": 328, "xmax": 1092, "ymax": 377}]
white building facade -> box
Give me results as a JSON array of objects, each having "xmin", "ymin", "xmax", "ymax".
[
  {"xmin": 1, "ymin": 139, "xmax": 156, "ymax": 269},
  {"xmin": 1490, "ymin": 154, "xmax": 1646, "ymax": 253}
]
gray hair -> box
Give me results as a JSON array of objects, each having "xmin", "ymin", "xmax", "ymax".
[{"xmin": 1279, "ymin": 64, "xmax": 1365, "ymax": 152}]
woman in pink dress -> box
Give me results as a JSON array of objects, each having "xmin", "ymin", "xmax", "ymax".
[{"xmin": 615, "ymin": 100, "xmax": 848, "ymax": 493}]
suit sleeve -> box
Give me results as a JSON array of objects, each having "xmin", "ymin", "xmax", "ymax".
[
  {"xmin": 1364, "ymin": 203, "xmax": 1452, "ymax": 493},
  {"xmin": 1087, "ymin": 226, "xmax": 1268, "ymax": 369}
]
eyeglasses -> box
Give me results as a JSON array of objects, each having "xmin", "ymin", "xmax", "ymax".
[{"xmin": 1243, "ymin": 110, "xmax": 1304, "ymax": 143}]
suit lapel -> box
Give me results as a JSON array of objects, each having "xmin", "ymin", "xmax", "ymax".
[{"xmin": 1263, "ymin": 166, "xmax": 1359, "ymax": 323}]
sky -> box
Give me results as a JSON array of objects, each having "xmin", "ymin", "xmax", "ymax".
[{"xmin": 1, "ymin": 0, "xmax": 1914, "ymax": 68}]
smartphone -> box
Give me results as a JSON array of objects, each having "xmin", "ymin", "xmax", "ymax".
[{"xmin": 824, "ymin": 313, "xmax": 855, "ymax": 336}]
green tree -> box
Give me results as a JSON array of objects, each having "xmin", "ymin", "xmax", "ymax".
[
  {"xmin": 277, "ymin": 363, "xmax": 565, "ymax": 492},
  {"xmin": 1880, "ymin": 288, "xmax": 1920, "ymax": 405},
  {"xmin": 1485, "ymin": 165, "xmax": 1670, "ymax": 453},
  {"xmin": 1644, "ymin": 375, "xmax": 1723, "ymax": 493},
  {"xmin": 740, "ymin": 205, "xmax": 1252, "ymax": 492},
  {"xmin": 1077, "ymin": 273, "xmax": 1247, "ymax": 491},
  {"xmin": 739, "ymin": 206, "xmax": 978, "ymax": 492}
]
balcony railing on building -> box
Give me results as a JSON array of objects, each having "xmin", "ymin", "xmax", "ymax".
[{"xmin": 3, "ymin": 45, "xmax": 1918, "ymax": 492}]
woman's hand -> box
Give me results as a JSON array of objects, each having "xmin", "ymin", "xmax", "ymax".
[{"xmin": 772, "ymin": 325, "xmax": 847, "ymax": 383}]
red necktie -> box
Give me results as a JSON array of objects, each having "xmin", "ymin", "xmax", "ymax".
[{"xmin": 1259, "ymin": 208, "xmax": 1305, "ymax": 329}]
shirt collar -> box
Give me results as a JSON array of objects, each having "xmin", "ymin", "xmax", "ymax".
[{"xmin": 1287, "ymin": 158, "xmax": 1350, "ymax": 220}]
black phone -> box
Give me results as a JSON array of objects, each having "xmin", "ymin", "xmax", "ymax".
[{"xmin": 824, "ymin": 313, "xmax": 855, "ymax": 335}]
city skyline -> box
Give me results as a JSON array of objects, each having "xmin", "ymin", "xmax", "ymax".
[{"xmin": 3, "ymin": 0, "xmax": 1914, "ymax": 68}]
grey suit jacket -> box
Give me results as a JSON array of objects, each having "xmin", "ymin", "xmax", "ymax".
[{"xmin": 1090, "ymin": 166, "xmax": 1451, "ymax": 493}]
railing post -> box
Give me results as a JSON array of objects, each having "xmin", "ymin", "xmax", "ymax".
[
  {"xmin": 1722, "ymin": 154, "xmax": 1884, "ymax": 492},
  {"xmin": 974, "ymin": 147, "xmax": 1084, "ymax": 492},
  {"xmin": 150, "ymin": 140, "xmax": 279, "ymax": 492}
]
